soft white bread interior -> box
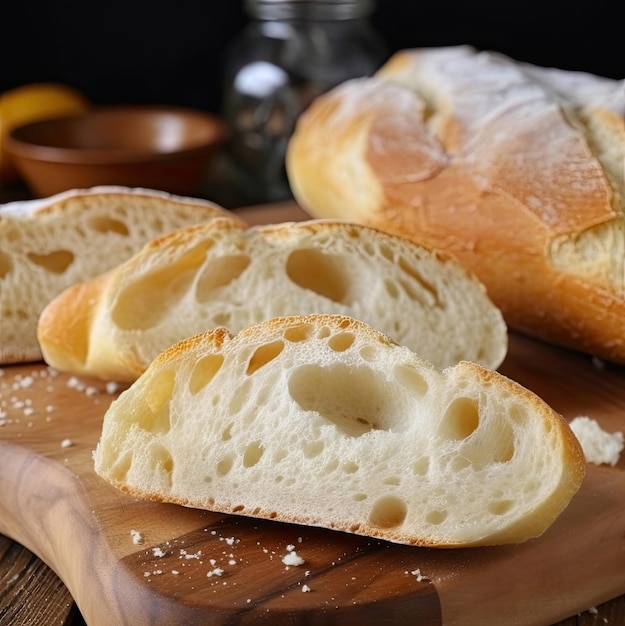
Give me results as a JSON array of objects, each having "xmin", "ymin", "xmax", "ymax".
[
  {"xmin": 0, "ymin": 186, "xmax": 238, "ymax": 365},
  {"xmin": 286, "ymin": 45, "xmax": 625, "ymax": 364},
  {"xmin": 93, "ymin": 314, "xmax": 586, "ymax": 547},
  {"xmin": 38, "ymin": 218, "xmax": 507, "ymax": 382}
]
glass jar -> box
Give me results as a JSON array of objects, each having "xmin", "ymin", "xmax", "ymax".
[{"xmin": 222, "ymin": 0, "xmax": 387, "ymax": 204}]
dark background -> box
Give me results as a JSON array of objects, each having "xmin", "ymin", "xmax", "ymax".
[{"xmin": 1, "ymin": 0, "xmax": 623, "ymax": 115}]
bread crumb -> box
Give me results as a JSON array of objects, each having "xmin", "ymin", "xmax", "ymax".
[
  {"xmin": 106, "ymin": 381, "xmax": 120, "ymax": 394},
  {"xmin": 282, "ymin": 551, "xmax": 305, "ymax": 567},
  {"xmin": 131, "ymin": 529, "xmax": 144, "ymax": 544},
  {"xmin": 152, "ymin": 547, "xmax": 166, "ymax": 557},
  {"xmin": 61, "ymin": 438, "xmax": 73, "ymax": 448},
  {"xmin": 302, "ymin": 584, "xmax": 311, "ymax": 592},
  {"xmin": 180, "ymin": 549, "xmax": 202, "ymax": 559},
  {"xmin": 207, "ymin": 567, "xmax": 224, "ymax": 577},
  {"xmin": 410, "ymin": 568, "xmax": 428, "ymax": 582},
  {"xmin": 569, "ymin": 416, "xmax": 624, "ymax": 466}
]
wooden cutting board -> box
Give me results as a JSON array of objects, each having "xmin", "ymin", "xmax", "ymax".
[{"xmin": 1, "ymin": 203, "xmax": 625, "ymax": 626}]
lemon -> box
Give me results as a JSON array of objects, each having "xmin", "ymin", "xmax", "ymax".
[{"xmin": 0, "ymin": 82, "xmax": 91, "ymax": 182}]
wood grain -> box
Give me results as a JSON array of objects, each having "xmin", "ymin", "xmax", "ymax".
[{"xmin": 1, "ymin": 203, "xmax": 625, "ymax": 625}]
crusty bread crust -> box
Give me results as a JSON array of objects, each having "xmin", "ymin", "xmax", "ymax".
[
  {"xmin": 0, "ymin": 186, "xmax": 239, "ymax": 364},
  {"xmin": 286, "ymin": 46, "xmax": 625, "ymax": 363},
  {"xmin": 93, "ymin": 314, "xmax": 586, "ymax": 547},
  {"xmin": 38, "ymin": 217, "xmax": 507, "ymax": 382}
]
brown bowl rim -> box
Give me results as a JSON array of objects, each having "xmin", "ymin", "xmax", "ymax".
[{"xmin": 5, "ymin": 105, "xmax": 228, "ymax": 165}]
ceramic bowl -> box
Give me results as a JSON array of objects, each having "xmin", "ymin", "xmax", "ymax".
[{"xmin": 5, "ymin": 105, "xmax": 227, "ymax": 197}]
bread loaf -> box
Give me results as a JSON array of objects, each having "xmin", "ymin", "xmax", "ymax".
[
  {"xmin": 0, "ymin": 186, "xmax": 238, "ymax": 365},
  {"xmin": 286, "ymin": 45, "xmax": 625, "ymax": 363},
  {"xmin": 93, "ymin": 314, "xmax": 586, "ymax": 547},
  {"xmin": 37, "ymin": 217, "xmax": 507, "ymax": 382}
]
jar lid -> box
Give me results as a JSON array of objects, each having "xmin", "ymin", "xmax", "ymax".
[{"xmin": 244, "ymin": 0, "xmax": 376, "ymax": 20}]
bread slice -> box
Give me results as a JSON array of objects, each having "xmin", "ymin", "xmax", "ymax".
[
  {"xmin": 93, "ymin": 314, "xmax": 586, "ymax": 547},
  {"xmin": 0, "ymin": 186, "xmax": 239, "ymax": 365},
  {"xmin": 286, "ymin": 45, "xmax": 625, "ymax": 363},
  {"xmin": 37, "ymin": 218, "xmax": 507, "ymax": 382}
]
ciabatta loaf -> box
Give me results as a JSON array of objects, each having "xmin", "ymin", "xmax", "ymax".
[
  {"xmin": 93, "ymin": 314, "xmax": 586, "ymax": 547},
  {"xmin": 38, "ymin": 218, "xmax": 507, "ymax": 382},
  {"xmin": 0, "ymin": 186, "xmax": 238, "ymax": 365},
  {"xmin": 286, "ymin": 45, "xmax": 625, "ymax": 364}
]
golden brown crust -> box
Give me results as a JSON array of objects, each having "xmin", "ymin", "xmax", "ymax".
[{"xmin": 286, "ymin": 47, "xmax": 625, "ymax": 363}]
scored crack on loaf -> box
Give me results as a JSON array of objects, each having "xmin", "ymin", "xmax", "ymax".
[
  {"xmin": 92, "ymin": 314, "xmax": 586, "ymax": 548},
  {"xmin": 37, "ymin": 217, "xmax": 507, "ymax": 382},
  {"xmin": 0, "ymin": 186, "xmax": 240, "ymax": 365},
  {"xmin": 285, "ymin": 45, "xmax": 625, "ymax": 364}
]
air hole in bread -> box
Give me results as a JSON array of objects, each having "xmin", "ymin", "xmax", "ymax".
[
  {"xmin": 285, "ymin": 248, "xmax": 349, "ymax": 303},
  {"xmin": 440, "ymin": 397, "xmax": 479, "ymax": 441},
  {"xmin": 353, "ymin": 493, "xmax": 367, "ymax": 501},
  {"xmin": 318, "ymin": 326, "xmax": 331, "ymax": 339},
  {"xmin": 412, "ymin": 457, "xmax": 430, "ymax": 475},
  {"xmin": 106, "ymin": 451, "xmax": 132, "ymax": 482},
  {"xmin": 246, "ymin": 341, "xmax": 285, "ymax": 375},
  {"xmin": 302, "ymin": 440, "xmax": 325, "ymax": 458},
  {"xmin": 189, "ymin": 354, "xmax": 224, "ymax": 395},
  {"xmin": 216, "ymin": 454, "xmax": 234, "ymax": 476},
  {"xmin": 342, "ymin": 461, "xmax": 359, "ymax": 473},
  {"xmin": 384, "ymin": 278, "xmax": 399, "ymax": 299},
  {"xmin": 383, "ymin": 475, "xmax": 401, "ymax": 485},
  {"xmin": 87, "ymin": 216, "xmax": 129, "ymax": 236},
  {"xmin": 243, "ymin": 440, "xmax": 265, "ymax": 467},
  {"xmin": 196, "ymin": 254, "xmax": 251, "ymax": 302},
  {"xmin": 289, "ymin": 364, "xmax": 406, "ymax": 437},
  {"xmin": 0, "ymin": 250, "xmax": 12, "ymax": 278},
  {"xmin": 284, "ymin": 323, "xmax": 315, "ymax": 342},
  {"xmin": 230, "ymin": 380, "xmax": 253, "ymax": 417},
  {"xmin": 368, "ymin": 495, "xmax": 407, "ymax": 529},
  {"xmin": 233, "ymin": 505, "xmax": 245, "ymax": 513},
  {"xmin": 359, "ymin": 346, "xmax": 377, "ymax": 361},
  {"xmin": 325, "ymin": 458, "xmax": 339, "ymax": 473},
  {"xmin": 378, "ymin": 244, "xmax": 394, "ymax": 262},
  {"xmin": 328, "ymin": 332, "xmax": 355, "ymax": 352},
  {"xmin": 393, "ymin": 363, "xmax": 429, "ymax": 397},
  {"xmin": 221, "ymin": 423, "xmax": 233, "ymax": 441},
  {"xmin": 138, "ymin": 369, "xmax": 174, "ymax": 434},
  {"xmin": 275, "ymin": 475, "xmax": 284, "ymax": 483},
  {"xmin": 449, "ymin": 456, "xmax": 471, "ymax": 472},
  {"xmin": 488, "ymin": 500, "xmax": 514, "ymax": 516},
  {"xmin": 112, "ymin": 245, "xmax": 207, "ymax": 330},
  {"xmin": 149, "ymin": 443, "xmax": 174, "ymax": 482},
  {"xmin": 425, "ymin": 509, "xmax": 448, "ymax": 525},
  {"xmin": 27, "ymin": 250, "xmax": 74, "ymax": 274},
  {"xmin": 398, "ymin": 258, "xmax": 441, "ymax": 307}
]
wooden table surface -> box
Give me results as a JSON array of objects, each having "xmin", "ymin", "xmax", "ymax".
[{"xmin": 1, "ymin": 192, "xmax": 624, "ymax": 625}]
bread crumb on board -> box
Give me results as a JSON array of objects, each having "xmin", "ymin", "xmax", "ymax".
[
  {"xmin": 570, "ymin": 416, "xmax": 624, "ymax": 466},
  {"xmin": 130, "ymin": 529, "xmax": 145, "ymax": 545}
]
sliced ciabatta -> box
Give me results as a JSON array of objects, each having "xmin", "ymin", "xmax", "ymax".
[
  {"xmin": 93, "ymin": 314, "xmax": 586, "ymax": 547},
  {"xmin": 286, "ymin": 45, "xmax": 625, "ymax": 363},
  {"xmin": 38, "ymin": 218, "xmax": 507, "ymax": 382},
  {"xmin": 0, "ymin": 186, "xmax": 239, "ymax": 365}
]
